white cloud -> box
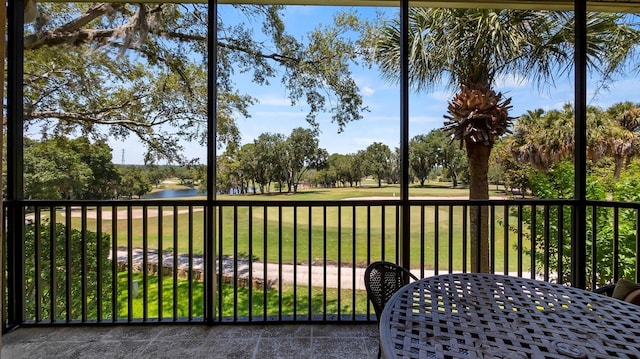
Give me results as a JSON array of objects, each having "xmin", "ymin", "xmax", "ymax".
[
  {"xmin": 426, "ymin": 90, "xmax": 453, "ymax": 102},
  {"xmin": 255, "ymin": 95, "xmax": 290, "ymax": 106},
  {"xmin": 361, "ymin": 86, "xmax": 375, "ymax": 96},
  {"xmin": 495, "ymin": 74, "xmax": 528, "ymax": 89}
]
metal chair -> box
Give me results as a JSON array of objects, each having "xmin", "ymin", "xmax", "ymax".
[
  {"xmin": 364, "ymin": 261, "xmax": 419, "ymax": 359},
  {"xmin": 593, "ymin": 284, "xmax": 616, "ymax": 297}
]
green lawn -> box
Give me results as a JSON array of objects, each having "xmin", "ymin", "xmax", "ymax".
[
  {"xmin": 116, "ymin": 272, "xmax": 369, "ymax": 319},
  {"xmin": 63, "ymin": 183, "xmax": 530, "ymax": 273}
]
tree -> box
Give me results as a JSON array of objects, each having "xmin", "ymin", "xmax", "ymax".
[
  {"xmin": 284, "ymin": 128, "xmax": 328, "ymax": 193},
  {"xmin": 70, "ymin": 137, "xmax": 121, "ymax": 199},
  {"xmin": 216, "ymin": 152, "xmax": 240, "ymax": 195},
  {"xmin": 371, "ymin": 9, "xmax": 640, "ymax": 272},
  {"xmin": 237, "ymin": 143, "xmax": 259, "ymax": 194},
  {"xmin": 24, "ymin": 137, "xmax": 120, "ymax": 200},
  {"xmin": 118, "ymin": 166, "xmax": 152, "ymax": 199},
  {"xmin": 510, "ymin": 104, "xmax": 640, "ymax": 180},
  {"xmin": 146, "ymin": 165, "xmax": 169, "ymax": 189},
  {"xmin": 522, "ymin": 160, "xmax": 639, "ymax": 285},
  {"xmin": 253, "ymin": 133, "xmax": 287, "ymax": 193},
  {"xmin": 599, "ymin": 102, "xmax": 640, "ymax": 179},
  {"xmin": 24, "ymin": 220, "xmax": 113, "ymax": 321},
  {"xmin": 24, "ymin": 4, "xmax": 370, "ymax": 163},
  {"xmin": 409, "ymin": 133, "xmax": 439, "ymax": 186},
  {"xmin": 348, "ymin": 152, "xmax": 366, "ymax": 187},
  {"xmin": 364, "ymin": 142, "xmax": 392, "ymax": 188},
  {"xmin": 387, "ymin": 147, "xmax": 401, "ymax": 185},
  {"xmin": 492, "ymin": 138, "xmax": 532, "ymax": 197},
  {"xmin": 510, "ymin": 106, "xmax": 575, "ymax": 173}
]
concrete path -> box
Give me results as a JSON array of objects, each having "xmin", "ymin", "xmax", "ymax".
[{"xmin": 113, "ymin": 248, "xmax": 533, "ymax": 290}]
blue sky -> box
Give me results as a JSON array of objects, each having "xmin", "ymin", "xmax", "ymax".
[{"xmin": 110, "ymin": 5, "xmax": 640, "ymax": 165}]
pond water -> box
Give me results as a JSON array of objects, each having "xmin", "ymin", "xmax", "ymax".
[
  {"xmin": 142, "ymin": 187, "xmax": 254, "ymax": 199},
  {"xmin": 142, "ymin": 188, "xmax": 202, "ymax": 199}
]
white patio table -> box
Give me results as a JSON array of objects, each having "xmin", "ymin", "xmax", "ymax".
[{"xmin": 379, "ymin": 273, "xmax": 640, "ymax": 359}]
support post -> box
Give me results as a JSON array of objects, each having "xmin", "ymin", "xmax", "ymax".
[
  {"xmin": 206, "ymin": 0, "xmax": 218, "ymax": 324},
  {"xmin": 399, "ymin": 0, "xmax": 411, "ymax": 272},
  {"xmin": 572, "ymin": 0, "xmax": 588, "ymax": 289}
]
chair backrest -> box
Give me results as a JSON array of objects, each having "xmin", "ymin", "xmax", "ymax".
[
  {"xmin": 593, "ymin": 284, "xmax": 615, "ymax": 297},
  {"xmin": 364, "ymin": 261, "xmax": 419, "ymax": 320}
]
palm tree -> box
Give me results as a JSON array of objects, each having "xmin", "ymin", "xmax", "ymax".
[
  {"xmin": 601, "ymin": 102, "xmax": 640, "ymax": 178},
  {"xmin": 513, "ymin": 105, "xmax": 576, "ymax": 172},
  {"xmin": 371, "ymin": 8, "xmax": 640, "ymax": 272}
]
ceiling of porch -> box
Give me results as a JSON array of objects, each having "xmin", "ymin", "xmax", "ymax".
[
  {"xmin": 42, "ymin": 0, "xmax": 640, "ymax": 13},
  {"xmin": 215, "ymin": 0, "xmax": 640, "ymax": 12}
]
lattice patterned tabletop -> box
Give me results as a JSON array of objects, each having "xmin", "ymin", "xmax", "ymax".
[{"xmin": 379, "ymin": 274, "xmax": 640, "ymax": 359}]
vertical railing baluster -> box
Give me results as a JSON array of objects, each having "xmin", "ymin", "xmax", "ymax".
[
  {"xmin": 203, "ymin": 204, "xmax": 209, "ymax": 322},
  {"xmin": 323, "ymin": 206, "xmax": 327, "ymax": 321},
  {"xmin": 50, "ymin": 206, "xmax": 57, "ymax": 323},
  {"xmin": 308, "ymin": 205, "xmax": 312, "ymax": 321},
  {"xmin": 352, "ymin": 206, "xmax": 357, "ymax": 321},
  {"xmin": 293, "ymin": 206, "xmax": 298, "ymax": 320},
  {"xmin": 278, "ymin": 206, "xmax": 283, "ymax": 321},
  {"xmin": 262, "ymin": 206, "xmax": 268, "ymax": 321},
  {"xmin": 395, "ymin": 204, "xmax": 400, "ymax": 262},
  {"xmin": 503, "ymin": 204, "xmax": 509, "ymax": 275},
  {"xmin": 381, "ymin": 206, "xmax": 386, "ymax": 262},
  {"xmin": 187, "ymin": 206, "xmax": 193, "ymax": 321},
  {"xmin": 65, "ymin": 206, "xmax": 72, "ymax": 323},
  {"xmin": 557, "ymin": 206, "xmax": 565, "ymax": 284},
  {"xmin": 463, "ymin": 205, "xmax": 468, "ymax": 274},
  {"xmin": 173, "ymin": 206, "xmax": 179, "ymax": 322},
  {"xmin": 81, "ymin": 205, "xmax": 87, "ymax": 322},
  {"xmin": 157, "ymin": 205, "xmax": 163, "ymax": 321},
  {"xmin": 517, "ymin": 205, "xmax": 523, "ymax": 277},
  {"xmin": 142, "ymin": 206, "xmax": 148, "ymax": 322},
  {"xmin": 490, "ymin": 205, "xmax": 495, "ymax": 274},
  {"xmin": 34, "ymin": 208, "xmax": 41, "ymax": 323},
  {"xmin": 636, "ymin": 208, "xmax": 640, "ymax": 284},
  {"xmin": 613, "ymin": 207, "xmax": 620, "ymax": 282},
  {"xmin": 544, "ymin": 205, "xmax": 551, "ymax": 282},
  {"xmin": 233, "ymin": 205, "xmax": 238, "ymax": 322},
  {"xmin": 218, "ymin": 206, "xmax": 223, "ymax": 321},
  {"xmin": 96, "ymin": 205, "xmax": 103, "ymax": 322},
  {"xmin": 420, "ymin": 205, "xmax": 425, "ymax": 278},
  {"xmin": 530, "ymin": 205, "xmax": 537, "ymax": 279},
  {"xmin": 636, "ymin": 208, "xmax": 640, "ymax": 283},
  {"xmin": 590, "ymin": 205, "xmax": 597, "ymax": 289},
  {"xmin": 475, "ymin": 204, "xmax": 482, "ymax": 273},
  {"xmin": 111, "ymin": 205, "xmax": 118, "ymax": 322},
  {"xmin": 434, "ymin": 205, "xmax": 439, "ymax": 275},
  {"xmin": 337, "ymin": 205, "xmax": 342, "ymax": 320},
  {"xmin": 367, "ymin": 206, "xmax": 371, "ymax": 266},
  {"xmin": 248, "ymin": 206, "xmax": 253, "ymax": 321},
  {"xmin": 127, "ymin": 205, "xmax": 133, "ymax": 322},
  {"xmin": 448, "ymin": 205, "xmax": 453, "ymax": 273}
]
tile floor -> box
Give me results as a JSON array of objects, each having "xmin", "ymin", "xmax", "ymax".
[{"xmin": 1, "ymin": 323, "xmax": 380, "ymax": 359}]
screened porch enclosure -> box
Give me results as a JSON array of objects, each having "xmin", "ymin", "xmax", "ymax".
[{"xmin": 3, "ymin": 0, "xmax": 640, "ymax": 330}]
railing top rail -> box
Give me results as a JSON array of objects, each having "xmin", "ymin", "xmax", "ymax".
[{"xmin": 4, "ymin": 198, "xmax": 640, "ymax": 208}]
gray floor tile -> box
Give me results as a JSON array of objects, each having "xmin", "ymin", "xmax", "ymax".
[
  {"xmin": 200, "ymin": 338, "xmax": 260, "ymax": 359},
  {"xmin": 1, "ymin": 324, "xmax": 378, "ymax": 359},
  {"xmin": 311, "ymin": 337, "xmax": 375, "ymax": 359},
  {"xmin": 254, "ymin": 337, "xmax": 313, "ymax": 359}
]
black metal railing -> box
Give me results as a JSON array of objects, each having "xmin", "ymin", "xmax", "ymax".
[{"xmin": 3, "ymin": 198, "xmax": 639, "ymax": 330}]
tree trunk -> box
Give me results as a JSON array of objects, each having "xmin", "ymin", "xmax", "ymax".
[
  {"xmin": 614, "ymin": 155, "xmax": 623, "ymax": 179},
  {"xmin": 466, "ymin": 142, "xmax": 491, "ymax": 273}
]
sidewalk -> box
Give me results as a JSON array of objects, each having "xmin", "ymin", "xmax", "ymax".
[{"xmin": 113, "ymin": 248, "xmax": 534, "ymax": 290}]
